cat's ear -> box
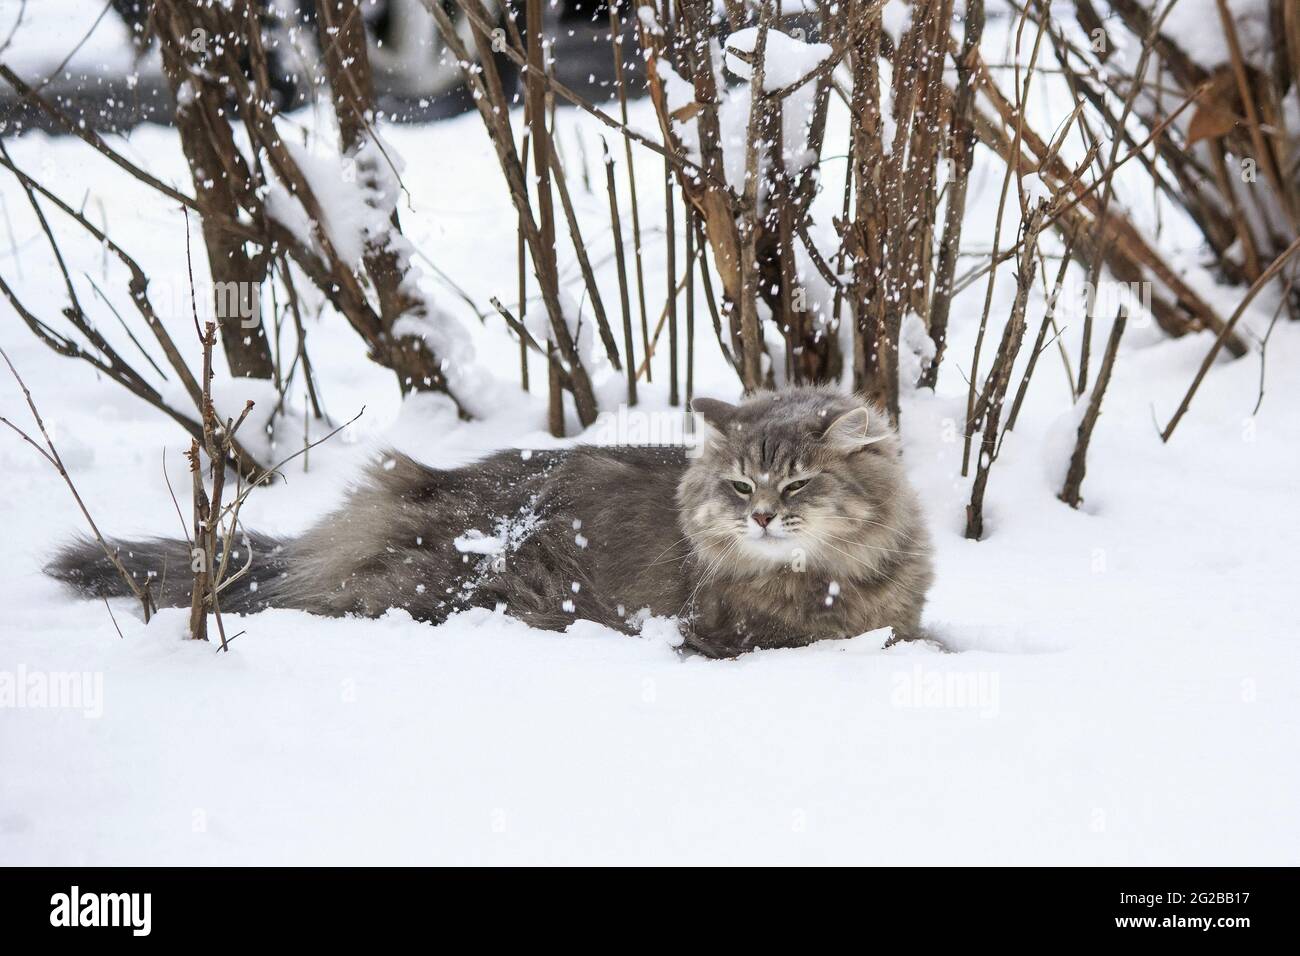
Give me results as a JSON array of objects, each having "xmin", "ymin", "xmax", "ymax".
[
  {"xmin": 690, "ymin": 398, "xmax": 737, "ymax": 431},
  {"xmin": 822, "ymin": 405, "xmax": 890, "ymax": 453}
]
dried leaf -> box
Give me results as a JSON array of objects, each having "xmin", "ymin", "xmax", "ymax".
[
  {"xmin": 670, "ymin": 101, "xmax": 703, "ymax": 123},
  {"xmin": 1187, "ymin": 101, "xmax": 1240, "ymax": 145},
  {"xmin": 699, "ymin": 189, "xmax": 741, "ymax": 300},
  {"xmin": 1186, "ymin": 71, "xmax": 1242, "ymax": 145}
]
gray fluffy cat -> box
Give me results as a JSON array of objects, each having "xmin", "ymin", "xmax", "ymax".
[{"xmin": 49, "ymin": 387, "xmax": 933, "ymax": 656}]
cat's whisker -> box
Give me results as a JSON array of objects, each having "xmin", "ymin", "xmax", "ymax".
[
  {"xmin": 697, "ymin": 545, "xmax": 739, "ymax": 602},
  {"xmin": 825, "ymin": 515, "xmax": 914, "ymax": 538},
  {"xmin": 642, "ymin": 526, "xmax": 732, "ymax": 568},
  {"xmin": 800, "ymin": 531, "xmax": 927, "ymax": 597},
  {"xmin": 817, "ymin": 531, "xmax": 931, "ymax": 558},
  {"xmin": 688, "ymin": 533, "xmax": 744, "ymax": 602}
]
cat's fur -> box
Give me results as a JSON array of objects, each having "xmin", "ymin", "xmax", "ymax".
[{"xmin": 47, "ymin": 387, "xmax": 933, "ymax": 655}]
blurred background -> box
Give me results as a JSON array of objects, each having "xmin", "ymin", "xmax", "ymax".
[{"xmin": 0, "ymin": 0, "xmax": 648, "ymax": 131}]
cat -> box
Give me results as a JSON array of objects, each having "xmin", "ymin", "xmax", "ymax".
[{"xmin": 47, "ymin": 387, "xmax": 934, "ymax": 656}]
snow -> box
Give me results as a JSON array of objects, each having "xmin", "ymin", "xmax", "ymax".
[
  {"xmin": 722, "ymin": 28, "xmax": 833, "ymax": 94},
  {"xmin": 635, "ymin": 7, "xmax": 665, "ymax": 38},
  {"xmin": 654, "ymin": 59, "xmax": 703, "ymax": 166},
  {"xmin": 0, "ymin": 7, "xmax": 1297, "ymax": 865},
  {"xmin": 881, "ymin": 0, "xmax": 915, "ymax": 46},
  {"xmin": 1161, "ymin": 0, "xmax": 1274, "ymax": 71},
  {"xmin": 657, "ymin": 27, "xmax": 833, "ymax": 200},
  {"xmin": 270, "ymin": 140, "xmax": 379, "ymax": 272},
  {"xmin": 0, "ymin": 0, "xmax": 155, "ymax": 82},
  {"xmin": 453, "ymin": 531, "xmax": 506, "ymax": 555}
]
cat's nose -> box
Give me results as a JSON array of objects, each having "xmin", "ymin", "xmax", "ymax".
[{"xmin": 751, "ymin": 511, "xmax": 774, "ymax": 529}]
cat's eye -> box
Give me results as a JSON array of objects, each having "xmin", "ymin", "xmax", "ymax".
[
  {"xmin": 784, "ymin": 478, "xmax": 811, "ymax": 494},
  {"xmin": 731, "ymin": 480, "xmax": 753, "ymax": 496}
]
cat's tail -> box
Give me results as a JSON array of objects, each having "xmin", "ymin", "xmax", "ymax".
[{"xmin": 46, "ymin": 532, "xmax": 290, "ymax": 613}]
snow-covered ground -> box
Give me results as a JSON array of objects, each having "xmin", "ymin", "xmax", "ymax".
[{"xmin": 1, "ymin": 6, "xmax": 1298, "ymax": 865}]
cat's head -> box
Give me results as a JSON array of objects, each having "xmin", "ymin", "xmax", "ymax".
[{"xmin": 678, "ymin": 387, "xmax": 910, "ymax": 576}]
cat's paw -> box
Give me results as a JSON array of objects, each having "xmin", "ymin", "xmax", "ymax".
[{"xmin": 884, "ymin": 625, "xmax": 950, "ymax": 653}]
